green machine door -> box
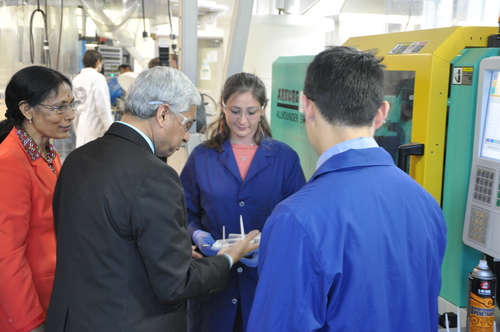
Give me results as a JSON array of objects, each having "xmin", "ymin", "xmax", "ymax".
[
  {"xmin": 441, "ymin": 47, "xmax": 500, "ymax": 307},
  {"xmin": 270, "ymin": 59, "xmax": 417, "ymax": 179},
  {"xmin": 271, "ymin": 55, "xmax": 317, "ymax": 180}
]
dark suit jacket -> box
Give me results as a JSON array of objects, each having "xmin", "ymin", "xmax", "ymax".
[{"xmin": 46, "ymin": 123, "xmax": 230, "ymax": 332}]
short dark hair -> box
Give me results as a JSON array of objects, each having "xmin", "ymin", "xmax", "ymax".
[
  {"xmin": 303, "ymin": 46, "xmax": 385, "ymax": 127},
  {"xmin": 118, "ymin": 64, "xmax": 131, "ymax": 70},
  {"xmin": 148, "ymin": 57, "xmax": 160, "ymax": 69},
  {"xmin": 82, "ymin": 50, "xmax": 103, "ymax": 68},
  {"xmin": 0, "ymin": 66, "xmax": 72, "ymax": 142}
]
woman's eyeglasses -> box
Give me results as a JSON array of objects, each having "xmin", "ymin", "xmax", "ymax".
[
  {"xmin": 38, "ymin": 100, "xmax": 80, "ymax": 114},
  {"xmin": 222, "ymin": 102, "xmax": 264, "ymax": 120}
]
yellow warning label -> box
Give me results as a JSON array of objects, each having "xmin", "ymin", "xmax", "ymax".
[{"xmin": 469, "ymin": 293, "xmax": 495, "ymax": 331}]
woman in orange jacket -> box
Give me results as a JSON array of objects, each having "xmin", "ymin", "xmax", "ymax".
[{"xmin": 0, "ymin": 66, "xmax": 77, "ymax": 332}]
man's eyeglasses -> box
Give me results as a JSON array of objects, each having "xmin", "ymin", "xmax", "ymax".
[
  {"xmin": 38, "ymin": 100, "xmax": 80, "ymax": 114},
  {"xmin": 222, "ymin": 102, "xmax": 264, "ymax": 120},
  {"xmin": 149, "ymin": 101, "xmax": 196, "ymax": 132}
]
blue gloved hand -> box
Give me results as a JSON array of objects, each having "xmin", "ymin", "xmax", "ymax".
[
  {"xmin": 239, "ymin": 249, "xmax": 259, "ymax": 268},
  {"xmin": 192, "ymin": 230, "xmax": 219, "ymax": 256}
]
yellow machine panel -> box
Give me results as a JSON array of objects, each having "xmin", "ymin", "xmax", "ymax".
[{"xmin": 343, "ymin": 27, "xmax": 497, "ymax": 203}]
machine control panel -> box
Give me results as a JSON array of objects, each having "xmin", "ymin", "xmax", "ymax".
[
  {"xmin": 463, "ymin": 56, "xmax": 500, "ymax": 259},
  {"xmin": 472, "ymin": 166, "xmax": 496, "ymax": 206}
]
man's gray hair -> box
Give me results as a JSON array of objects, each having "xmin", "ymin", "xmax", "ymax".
[{"xmin": 124, "ymin": 66, "xmax": 201, "ymax": 119}]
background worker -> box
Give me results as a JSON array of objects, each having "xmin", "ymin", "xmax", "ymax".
[
  {"xmin": 118, "ymin": 64, "xmax": 132, "ymax": 74},
  {"xmin": 73, "ymin": 49, "xmax": 114, "ymax": 148}
]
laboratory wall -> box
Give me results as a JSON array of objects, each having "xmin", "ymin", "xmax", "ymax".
[{"xmin": 0, "ymin": 3, "xmax": 80, "ymax": 93}]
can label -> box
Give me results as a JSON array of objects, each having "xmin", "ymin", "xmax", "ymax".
[{"xmin": 468, "ymin": 278, "xmax": 495, "ymax": 332}]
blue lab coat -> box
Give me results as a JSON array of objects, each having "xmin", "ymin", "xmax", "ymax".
[
  {"xmin": 180, "ymin": 138, "xmax": 306, "ymax": 332},
  {"xmin": 247, "ymin": 147, "xmax": 447, "ymax": 332}
]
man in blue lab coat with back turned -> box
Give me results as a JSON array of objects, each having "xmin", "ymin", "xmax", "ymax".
[{"xmin": 247, "ymin": 46, "xmax": 447, "ymax": 332}]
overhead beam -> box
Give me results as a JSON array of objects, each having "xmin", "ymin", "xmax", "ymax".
[
  {"xmin": 178, "ymin": 0, "xmax": 198, "ymax": 85},
  {"xmin": 222, "ymin": 0, "xmax": 255, "ymax": 80}
]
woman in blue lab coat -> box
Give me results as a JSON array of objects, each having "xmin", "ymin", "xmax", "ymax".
[{"xmin": 180, "ymin": 72, "xmax": 306, "ymax": 332}]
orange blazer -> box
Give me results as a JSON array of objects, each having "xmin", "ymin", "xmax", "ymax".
[{"xmin": 0, "ymin": 128, "xmax": 60, "ymax": 332}]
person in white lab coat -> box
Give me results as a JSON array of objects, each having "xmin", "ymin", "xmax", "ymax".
[{"xmin": 73, "ymin": 50, "xmax": 114, "ymax": 148}]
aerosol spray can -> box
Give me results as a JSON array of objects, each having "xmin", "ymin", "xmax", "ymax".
[{"xmin": 466, "ymin": 260, "xmax": 496, "ymax": 332}]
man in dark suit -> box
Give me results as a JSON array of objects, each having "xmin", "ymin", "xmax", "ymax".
[{"xmin": 46, "ymin": 66, "xmax": 259, "ymax": 332}]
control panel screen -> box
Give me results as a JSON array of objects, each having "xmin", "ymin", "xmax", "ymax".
[{"xmin": 480, "ymin": 70, "xmax": 500, "ymax": 162}]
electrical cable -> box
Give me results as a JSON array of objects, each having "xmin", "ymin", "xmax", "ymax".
[
  {"xmin": 43, "ymin": 0, "xmax": 51, "ymax": 67},
  {"xmin": 201, "ymin": 93, "xmax": 218, "ymax": 116},
  {"xmin": 167, "ymin": 0, "xmax": 176, "ymax": 53},
  {"xmin": 29, "ymin": 0, "xmax": 51, "ymax": 67},
  {"xmin": 141, "ymin": 0, "xmax": 147, "ymax": 38},
  {"xmin": 29, "ymin": 0, "xmax": 42, "ymax": 64},
  {"xmin": 167, "ymin": 0, "xmax": 173, "ymax": 34},
  {"xmin": 403, "ymin": 0, "xmax": 413, "ymax": 32},
  {"xmin": 56, "ymin": 0, "xmax": 64, "ymax": 70}
]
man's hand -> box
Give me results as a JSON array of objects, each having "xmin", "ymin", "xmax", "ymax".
[
  {"xmin": 218, "ymin": 230, "xmax": 260, "ymax": 264},
  {"xmin": 191, "ymin": 245, "xmax": 202, "ymax": 259}
]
